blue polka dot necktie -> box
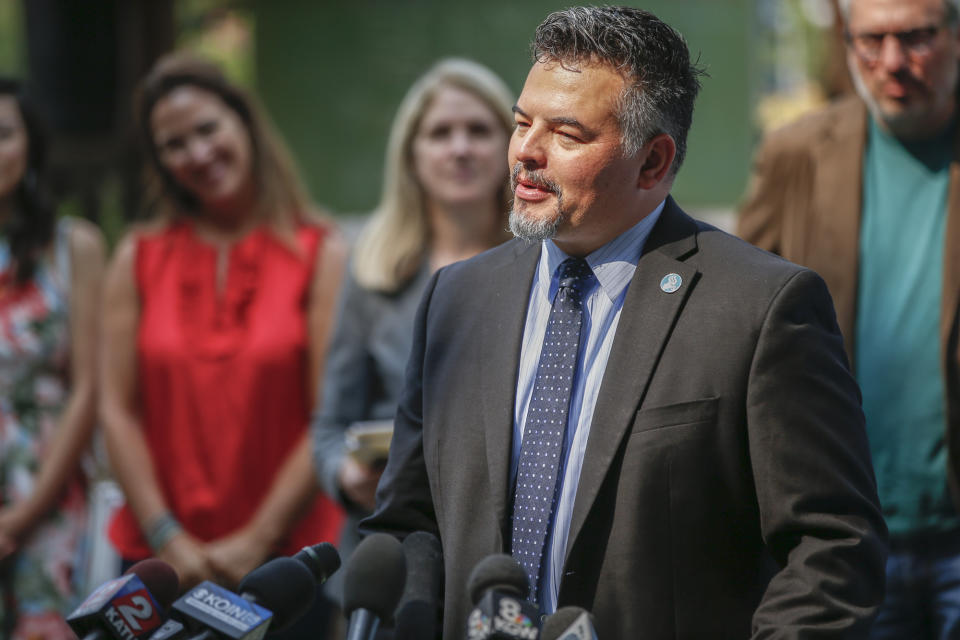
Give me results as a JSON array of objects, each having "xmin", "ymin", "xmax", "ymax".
[{"xmin": 511, "ymin": 256, "xmax": 594, "ymax": 602}]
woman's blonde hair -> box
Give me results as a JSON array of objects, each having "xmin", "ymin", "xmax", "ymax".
[
  {"xmin": 135, "ymin": 52, "xmax": 313, "ymax": 230},
  {"xmin": 352, "ymin": 58, "xmax": 514, "ymax": 292}
]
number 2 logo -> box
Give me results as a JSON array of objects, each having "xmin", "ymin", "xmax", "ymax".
[{"xmin": 117, "ymin": 595, "xmax": 154, "ymax": 632}]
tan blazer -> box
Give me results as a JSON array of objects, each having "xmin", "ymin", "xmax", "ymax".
[{"xmin": 737, "ymin": 94, "xmax": 960, "ymax": 509}]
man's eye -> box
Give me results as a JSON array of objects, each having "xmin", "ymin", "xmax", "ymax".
[
  {"xmin": 856, "ymin": 33, "xmax": 883, "ymax": 48},
  {"xmin": 902, "ymin": 27, "xmax": 938, "ymax": 46}
]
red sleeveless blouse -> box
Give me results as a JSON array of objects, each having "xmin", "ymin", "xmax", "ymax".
[{"xmin": 108, "ymin": 221, "xmax": 343, "ymax": 559}]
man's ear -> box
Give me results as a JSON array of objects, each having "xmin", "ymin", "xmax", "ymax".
[{"xmin": 636, "ymin": 133, "xmax": 677, "ymax": 189}]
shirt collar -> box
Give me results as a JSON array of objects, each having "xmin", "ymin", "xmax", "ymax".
[{"xmin": 538, "ymin": 199, "xmax": 666, "ymax": 303}]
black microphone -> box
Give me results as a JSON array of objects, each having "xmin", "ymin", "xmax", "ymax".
[
  {"xmin": 342, "ymin": 533, "xmax": 408, "ymax": 640},
  {"xmin": 539, "ymin": 607, "xmax": 598, "ymax": 640},
  {"xmin": 464, "ymin": 554, "xmax": 540, "ymax": 640},
  {"xmin": 67, "ymin": 559, "xmax": 180, "ymax": 640},
  {"xmin": 168, "ymin": 557, "xmax": 316, "ymax": 639},
  {"xmin": 394, "ymin": 532, "xmax": 443, "ymax": 640},
  {"xmin": 237, "ymin": 557, "xmax": 317, "ymax": 631},
  {"xmin": 293, "ymin": 541, "xmax": 341, "ymax": 585}
]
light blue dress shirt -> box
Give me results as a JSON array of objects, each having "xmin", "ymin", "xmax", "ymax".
[{"xmin": 511, "ymin": 199, "xmax": 665, "ymax": 612}]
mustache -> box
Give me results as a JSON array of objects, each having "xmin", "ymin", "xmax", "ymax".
[{"xmin": 511, "ymin": 163, "xmax": 562, "ymax": 196}]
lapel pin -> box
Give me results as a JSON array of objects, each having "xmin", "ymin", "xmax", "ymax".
[{"xmin": 660, "ymin": 273, "xmax": 682, "ymax": 294}]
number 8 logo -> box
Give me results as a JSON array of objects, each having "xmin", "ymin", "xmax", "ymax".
[{"xmin": 498, "ymin": 597, "xmax": 521, "ymax": 621}]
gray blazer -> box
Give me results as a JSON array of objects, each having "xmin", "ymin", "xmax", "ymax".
[
  {"xmin": 312, "ymin": 262, "xmax": 430, "ymax": 600},
  {"xmin": 363, "ymin": 198, "xmax": 887, "ymax": 639}
]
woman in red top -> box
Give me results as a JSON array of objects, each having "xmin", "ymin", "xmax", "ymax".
[{"xmin": 100, "ymin": 53, "xmax": 345, "ymax": 593}]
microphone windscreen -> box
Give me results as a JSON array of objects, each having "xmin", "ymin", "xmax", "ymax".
[
  {"xmin": 399, "ymin": 531, "xmax": 442, "ymax": 603},
  {"xmin": 294, "ymin": 542, "xmax": 341, "ymax": 584},
  {"xmin": 540, "ymin": 607, "xmax": 597, "ymax": 640},
  {"xmin": 394, "ymin": 532, "xmax": 443, "ymax": 639},
  {"xmin": 342, "ymin": 533, "xmax": 407, "ymax": 619},
  {"xmin": 467, "ymin": 554, "xmax": 529, "ymax": 605},
  {"xmin": 124, "ymin": 558, "xmax": 180, "ymax": 609},
  {"xmin": 540, "ymin": 606, "xmax": 590, "ymax": 640},
  {"xmin": 238, "ymin": 557, "xmax": 316, "ymax": 631}
]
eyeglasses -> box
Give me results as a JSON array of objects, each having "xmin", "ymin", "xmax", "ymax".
[{"xmin": 845, "ymin": 23, "xmax": 946, "ymax": 65}]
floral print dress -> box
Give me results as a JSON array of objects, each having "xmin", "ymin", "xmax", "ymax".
[{"xmin": 0, "ymin": 218, "xmax": 86, "ymax": 640}]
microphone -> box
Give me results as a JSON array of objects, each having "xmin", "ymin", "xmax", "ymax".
[
  {"xmin": 167, "ymin": 581, "xmax": 272, "ymax": 640},
  {"xmin": 125, "ymin": 559, "xmax": 180, "ymax": 610},
  {"xmin": 293, "ymin": 541, "xmax": 341, "ymax": 585},
  {"xmin": 126, "ymin": 560, "xmax": 183, "ymax": 640},
  {"xmin": 147, "ymin": 619, "xmax": 188, "ymax": 640},
  {"xmin": 150, "ymin": 558, "xmax": 316, "ymax": 640},
  {"xmin": 464, "ymin": 554, "xmax": 540, "ymax": 640},
  {"xmin": 394, "ymin": 532, "xmax": 443, "ymax": 640},
  {"xmin": 67, "ymin": 559, "xmax": 179, "ymax": 640},
  {"xmin": 237, "ymin": 557, "xmax": 317, "ymax": 631},
  {"xmin": 539, "ymin": 607, "xmax": 598, "ymax": 640},
  {"xmin": 342, "ymin": 533, "xmax": 408, "ymax": 640},
  {"xmin": 150, "ymin": 555, "xmax": 321, "ymax": 640}
]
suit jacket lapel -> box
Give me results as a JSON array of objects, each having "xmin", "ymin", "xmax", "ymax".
[
  {"xmin": 564, "ymin": 198, "xmax": 700, "ymax": 561},
  {"xmin": 479, "ymin": 240, "xmax": 541, "ymax": 536}
]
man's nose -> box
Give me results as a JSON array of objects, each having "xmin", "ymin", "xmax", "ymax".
[
  {"xmin": 513, "ymin": 128, "xmax": 546, "ymax": 167},
  {"xmin": 878, "ymin": 33, "xmax": 908, "ymax": 71}
]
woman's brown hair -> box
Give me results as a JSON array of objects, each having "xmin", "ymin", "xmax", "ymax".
[{"xmin": 135, "ymin": 52, "xmax": 312, "ymax": 229}]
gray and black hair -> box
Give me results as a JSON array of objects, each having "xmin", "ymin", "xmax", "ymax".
[
  {"xmin": 838, "ymin": 0, "xmax": 960, "ymax": 23},
  {"xmin": 532, "ymin": 6, "xmax": 706, "ymax": 174}
]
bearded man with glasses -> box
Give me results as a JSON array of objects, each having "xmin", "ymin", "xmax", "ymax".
[{"xmin": 740, "ymin": 0, "xmax": 960, "ymax": 637}]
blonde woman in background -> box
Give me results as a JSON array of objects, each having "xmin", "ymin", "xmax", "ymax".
[{"xmin": 311, "ymin": 58, "xmax": 513, "ymax": 604}]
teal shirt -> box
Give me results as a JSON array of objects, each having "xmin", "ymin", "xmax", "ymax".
[{"xmin": 856, "ymin": 116, "xmax": 956, "ymax": 536}]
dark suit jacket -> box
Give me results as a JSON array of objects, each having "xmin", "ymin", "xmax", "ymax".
[
  {"xmin": 737, "ymin": 95, "xmax": 960, "ymax": 512},
  {"xmin": 364, "ymin": 198, "xmax": 887, "ymax": 639}
]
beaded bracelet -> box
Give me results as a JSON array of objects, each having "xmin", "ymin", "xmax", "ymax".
[{"xmin": 146, "ymin": 511, "xmax": 183, "ymax": 552}]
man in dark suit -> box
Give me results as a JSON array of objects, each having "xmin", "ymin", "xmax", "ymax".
[
  {"xmin": 738, "ymin": 0, "xmax": 960, "ymax": 637},
  {"xmin": 364, "ymin": 6, "xmax": 888, "ymax": 638}
]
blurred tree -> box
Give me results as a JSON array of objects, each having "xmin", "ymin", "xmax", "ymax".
[{"xmin": 176, "ymin": 0, "xmax": 254, "ymax": 86}]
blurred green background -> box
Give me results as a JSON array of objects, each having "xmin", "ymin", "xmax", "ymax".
[
  {"xmin": 0, "ymin": 0, "xmax": 843, "ymax": 232},
  {"xmin": 256, "ymin": 0, "xmax": 755, "ymax": 213}
]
